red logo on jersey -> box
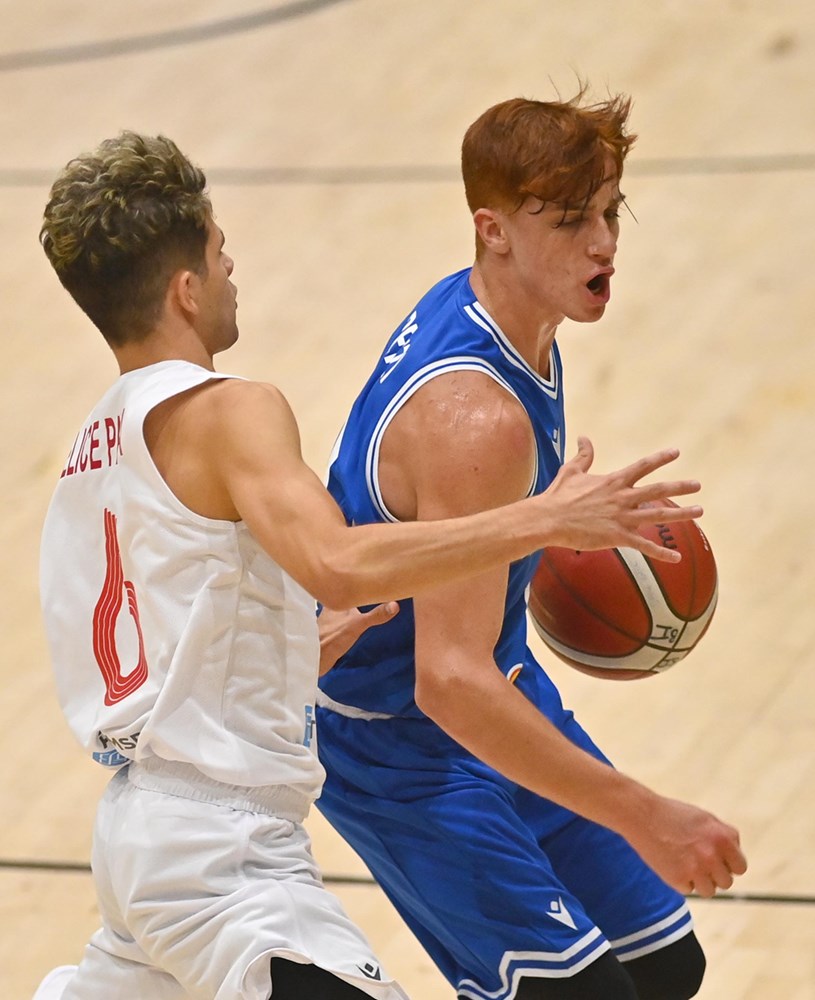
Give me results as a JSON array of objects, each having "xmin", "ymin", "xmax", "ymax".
[{"xmin": 93, "ymin": 509, "xmax": 149, "ymax": 705}]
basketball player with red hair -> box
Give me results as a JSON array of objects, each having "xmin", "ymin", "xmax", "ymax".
[{"xmin": 315, "ymin": 91, "xmax": 747, "ymax": 999}]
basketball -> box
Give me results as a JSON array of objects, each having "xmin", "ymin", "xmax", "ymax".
[{"xmin": 528, "ymin": 501, "xmax": 718, "ymax": 680}]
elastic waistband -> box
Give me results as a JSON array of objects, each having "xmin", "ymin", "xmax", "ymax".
[{"xmin": 126, "ymin": 758, "xmax": 311, "ymax": 822}]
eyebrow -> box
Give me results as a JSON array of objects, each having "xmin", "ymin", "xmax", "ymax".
[{"xmin": 559, "ymin": 192, "xmax": 626, "ymax": 215}]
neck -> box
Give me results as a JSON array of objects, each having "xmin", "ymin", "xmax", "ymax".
[
  {"xmin": 113, "ymin": 325, "xmax": 216, "ymax": 375},
  {"xmin": 469, "ymin": 261, "xmax": 558, "ymax": 377}
]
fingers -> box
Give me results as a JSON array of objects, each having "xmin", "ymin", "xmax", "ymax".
[
  {"xmin": 624, "ymin": 514, "xmax": 703, "ymax": 562},
  {"xmin": 567, "ymin": 444, "xmax": 701, "ymax": 509},
  {"xmin": 634, "ymin": 503, "xmax": 704, "ymax": 524},
  {"xmin": 630, "ymin": 537, "xmax": 684, "ymax": 564},
  {"xmin": 627, "ymin": 493, "xmax": 704, "ymax": 564},
  {"xmin": 564, "ymin": 435, "xmax": 594, "ymax": 473},
  {"xmin": 618, "ymin": 447, "xmax": 682, "ymax": 486},
  {"xmin": 548, "ymin": 441, "xmax": 707, "ymax": 559},
  {"xmin": 343, "ymin": 601, "xmax": 401, "ymax": 647},
  {"xmin": 685, "ymin": 828, "xmax": 747, "ymax": 898},
  {"xmin": 682, "ymin": 861, "xmax": 734, "ymax": 898},
  {"xmin": 635, "ymin": 479, "xmax": 702, "ymax": 504},
  {"xmin": 317, "ymin": 602, "xmax": 400, "ymax": 676},
  {"xmin": 686, "ymin": 861, "xmax": 737, "ymax": 898},
  {"xmin": 686, "ymin": 875, "xmax": 717, "ymax": 898},
  {"xmin": 359, "ymin": 601, "xmax": 400, "ymax": 629},
  {"xmin": 723, "ymin": 835, "xmax": 748, "ymax": 877}
]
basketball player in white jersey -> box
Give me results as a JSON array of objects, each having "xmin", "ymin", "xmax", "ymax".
[{"xmin": 34, "ymin": 131, "xmax": 713, "ymax": 1000}]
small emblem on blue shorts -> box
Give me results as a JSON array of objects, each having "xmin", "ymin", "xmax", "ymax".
[{"xmin": 548, "ymin": 896, "xmax": 577, "ymax": 929}]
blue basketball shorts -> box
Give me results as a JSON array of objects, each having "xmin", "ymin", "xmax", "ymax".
[{"xmin": 315, "ymin": 687, "xmax": 692, "ymax": 1000}]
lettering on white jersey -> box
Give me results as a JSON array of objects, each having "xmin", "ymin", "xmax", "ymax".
[
  {"xmin": 61, "ymin": 408, "xmax": 125, "ymax": 478},
  {"xmin": 97, "ymin": 730, "xmax": 140, "ymax": 751},
  {"xmin": 95, "ymin": 729, "xmax": 141, "ymax": 767},
  {"xmin": 379, "ymin": 310, "xmax": 418, "ymax": 383}
]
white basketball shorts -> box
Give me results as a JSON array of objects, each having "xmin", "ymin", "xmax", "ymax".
[{"xmin": 61, "ymin": 762, "xmax": 407, "ymax": 1000}]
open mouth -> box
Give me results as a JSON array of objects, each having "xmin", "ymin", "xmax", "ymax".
[{"xmin": 587, "ymin": 274, "xmax": 607, "ymax": 295}]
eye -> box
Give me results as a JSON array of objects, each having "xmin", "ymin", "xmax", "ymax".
[{"xmin": 556, "ymin": 215, "xmax": 585, "ymax": 229}]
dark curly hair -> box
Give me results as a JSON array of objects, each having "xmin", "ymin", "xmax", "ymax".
[{"xmin": 41, "ymin": 131, "xmax": 211, "ymax": 345}]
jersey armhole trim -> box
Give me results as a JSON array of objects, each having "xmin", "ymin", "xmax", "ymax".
[{"xmin": 365, "ymin": 357, "xmax": 538, "ymax": 523}]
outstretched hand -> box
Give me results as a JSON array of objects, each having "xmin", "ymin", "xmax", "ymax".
[
  {"xmin": 318, "ymin": 602, "xmax": 400, "ymax": 675},
  {"xmin": 541, "ymin": 437, "xmax": 703, "ymax": 563}
]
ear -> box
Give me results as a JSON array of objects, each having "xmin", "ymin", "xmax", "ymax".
[
  {"xmin": 473, "ymin": 208, "xmax": 510, "ymax": 255},
  {"xmin": 168, "ymin": 268, "xmax": 201, "ymax": 319}
]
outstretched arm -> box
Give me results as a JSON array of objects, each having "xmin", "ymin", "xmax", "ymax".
[{"xmin": 189, "ymin": 379, "xmax": 702, "ymax": 609}]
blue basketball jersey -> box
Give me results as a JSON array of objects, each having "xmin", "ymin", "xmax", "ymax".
[{"xmin": 319, "ymin": 268, "xmax": 565, "ymax": 717}]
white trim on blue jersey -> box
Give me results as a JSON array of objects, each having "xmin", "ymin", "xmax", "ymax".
[{"xmin": 464, "ymin": 302, "xmax": 560, "ymax": 400}]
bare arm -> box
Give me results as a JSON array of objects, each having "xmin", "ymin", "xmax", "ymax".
[
  {"xmin": 147, "ymin": 376, "xmax": 703, "ymax": 610},
  {"xmin": 417, "ymin": 579, "xmax": 746, "ymax": 896},
  {"xmin": 386, "ymin": 372, "xmax": 746, "ymax": 897}
]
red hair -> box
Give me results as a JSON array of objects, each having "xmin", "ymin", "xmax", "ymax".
[{"xmin": 462, "ymin": 89, "xmax": 636, "ymax": 217}]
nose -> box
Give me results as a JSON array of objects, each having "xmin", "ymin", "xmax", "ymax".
[
  {"xmin": 224, "ymin": 254, "xmax": 235, "ymax": 276},
  {"xmin": 588, "ymin": 219, "xmax": 617, "ymax": 262}
]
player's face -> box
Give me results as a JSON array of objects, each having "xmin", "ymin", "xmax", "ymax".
[
  {"xmin": 503, "ymin": 165, "xmax": 624, "ymax": 325},
  {"xmin": 197, "ymin": 217, "xmax": 239, "ymax": 356}
]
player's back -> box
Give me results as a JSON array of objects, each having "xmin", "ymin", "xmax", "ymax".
[
  {"xmin": 319, "ymin": 269, "xmax": 566, "ymax": 718},
  {"xmin": 40, "ymin": 360, "xmax": 323, "ymax": 809}
]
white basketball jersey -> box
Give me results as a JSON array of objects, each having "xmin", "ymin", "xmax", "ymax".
[{"xmin": 40, "ymin": 360, "xmax": 323, "ymax": 809}]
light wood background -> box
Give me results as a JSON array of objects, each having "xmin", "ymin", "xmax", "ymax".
[{"xmin": 1, "ymin": 1, "xmax": 813, "ymax": 997}]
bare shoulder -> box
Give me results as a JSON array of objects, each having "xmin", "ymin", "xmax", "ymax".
[
  {"xmin": 144, "ymin": 377, "xmax": 303, "ymax": 520},
  {"xmin": 396, "ymin": 368, "xmax": 534, "ymax": 461},
  {"xmin": 380, "ymin": 368, "xmax": 536, "ymax": 517},
  {"xmin": 167, "ymin": 377, "xmax": 296, "ymax": 438},
  {"xmin": 203, "ymin": 377, "xmax": 290, "ymax": 416},
  {"xmin": 146, "ymin": 376, "xmax": 300, "ymax": 468}
]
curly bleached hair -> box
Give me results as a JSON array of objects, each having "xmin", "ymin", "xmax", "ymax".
[
  {"xmin": 40, "ymin": 131, "xmax": 211, "ymax": 346},
  {"xmin": 462, "ymin": 88, "xmax": 636, "ymax": 256}
]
